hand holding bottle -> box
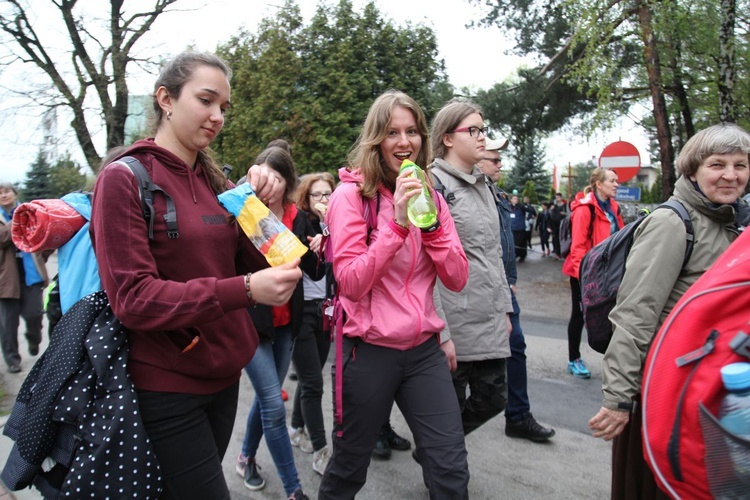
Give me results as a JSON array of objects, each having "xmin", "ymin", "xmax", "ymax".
[
  {"xmin": 393, "ymin": 168, "xmax": 423, "ymax": 228},
  {"xmin": 399, "ymin": 159, "xmax": 438, "ymax": 229}
]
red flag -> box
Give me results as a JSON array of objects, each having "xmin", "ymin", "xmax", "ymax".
[{"xmin": 552, "ymin": 164, "xmax": 558, "ymax": 191}]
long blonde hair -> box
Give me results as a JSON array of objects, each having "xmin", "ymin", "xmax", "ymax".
[{"xmin": 346, "ymin": 90, "xmax": 430, "ymax": 198}]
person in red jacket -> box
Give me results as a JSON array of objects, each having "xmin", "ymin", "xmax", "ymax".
[
  {"xmin": 561, "ymin": 167, "xmax": 624, "ymax": 378},
  {"xmin": 91, "ymin": 51, "xmax": 301, "ymax": 500}
]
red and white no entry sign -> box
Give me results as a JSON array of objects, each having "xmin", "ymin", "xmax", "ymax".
[{"xmin": 598, "ymin": 141, "xmax": 641, "ymax": 183}]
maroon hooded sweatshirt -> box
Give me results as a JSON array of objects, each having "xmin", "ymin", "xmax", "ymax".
[{"xmin": 91, "ymin": 139, "xmax": 266, "ymax": 394}]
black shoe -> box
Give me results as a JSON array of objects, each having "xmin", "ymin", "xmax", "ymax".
[
  {"xmin": 371, "ymin": 432, "xmax": 392, "ymax": 459},
  {"xmin": 8, "ymin": 364, "xmax": 21, "ymax": 373},
  {"xmin": 29, "ymin": 343, "xmax": 39, "ymax": 356},
  {"xmin": 382, "ymin": 424, "xmax": 411, "ymax": 451},
  {"xmin": 505, "ymin": 413, "xmax": 555, "ymax": 443},
  {"xmin": 411, "ymin": 449, "xmax": 421, "ymax": 464}
]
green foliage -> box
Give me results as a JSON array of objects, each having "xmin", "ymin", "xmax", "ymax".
[
  {"xmin": 547, "ymin": 185, "xmax": 557, "ymax": 203},
  {"xmin": 506, "ymin": 134, "xmax": 551, "ymax": 196},
  {"xmin": 521, "ymin": 180, "xmax": 538, "ymax": 203},
  {"xmin": 637, "ymin": 182, "xmax": 652, "ymax": 203},
  {"xmin": 22, "ymin": 150, "xmax": 55, "ymax": 201},
  {"xmin": 48, "ymin": 154, "xmax": 88, "ymax": 198},
  {"xmin": 216, "ymin": 0, "xmax": 450, "ymax": 180},
  {"xmin": 650, "ymin": 169, "xmax": 665, "ymax": 203}
]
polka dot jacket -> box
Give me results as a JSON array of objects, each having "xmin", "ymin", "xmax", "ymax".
[{"xmin": 1, "ymin": 291, "xmax": 162, "ymax": 498}]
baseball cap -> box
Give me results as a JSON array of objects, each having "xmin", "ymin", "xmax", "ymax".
[{"xmin": 485, "ymin": 135, "xmax": 509, "ymax": 151}]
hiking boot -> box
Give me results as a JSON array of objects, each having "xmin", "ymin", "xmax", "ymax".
[
  {"xmin": 287, "ymin": 488, "xmax": 309, "ymax": 500},
  {"xmin": 505, "ymin": 413, "xmax": 556, "ymax": 442},
  {"xmin": 312, "ymin": 446, "xmax": 331, "ymax": 475},
  {"xmin": 567, "ymin": 358, "xmax": 591, "ymax": 379},
  {"xmin": 371, "ymin": 432, "xmax": 392, "ymax": 460},
  {"xmin": 289, "ymin": 426, "xmax": 314, "ymax": 453},
  {"xmin": 382, "ymin": 423, "xmax": 411, "ymax": 451}
]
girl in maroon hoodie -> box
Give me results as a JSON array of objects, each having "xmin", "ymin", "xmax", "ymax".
[{"xmin": 91, "ymin": 51, "xmax": 301, "ymax": 500}]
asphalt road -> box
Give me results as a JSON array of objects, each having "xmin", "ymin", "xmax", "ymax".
[{"xmin": 1, "ymin": 242, "xmax": 614, "ymax": 499}]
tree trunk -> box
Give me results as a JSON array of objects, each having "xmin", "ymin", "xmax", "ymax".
[
  {"xmin": 637, "ymin": 0, "xmax": 675, "ymax": 200},
  {"xmin": 718, "ymin": 0, "xmax": 736, "ymax": 123}
]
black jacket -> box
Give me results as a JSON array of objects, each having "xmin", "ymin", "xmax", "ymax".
[
  {"xmin": 1, "ymin": 291, "xmax": 162, "ymax": 498},
  {"xmin": 250, "ymin": 208, "xmax": 324, "ymax": 342}
]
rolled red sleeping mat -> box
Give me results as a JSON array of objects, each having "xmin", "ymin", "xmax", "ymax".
[{"xmin": 11, "ymin": 199, "xmax": 86, "ymax": 253}]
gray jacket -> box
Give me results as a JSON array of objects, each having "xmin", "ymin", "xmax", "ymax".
[
  {"xmin": 430, "ymin": 159, "xmax": 512, "ymax": 361},
  {"xmin": 602, "ymin": 175, "xmax": 741, "ymax": 409}
]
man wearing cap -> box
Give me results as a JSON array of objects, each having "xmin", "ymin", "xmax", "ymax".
[{"xmin": 478, "ymin": 138, "xmax": 555, "ymax": 443}]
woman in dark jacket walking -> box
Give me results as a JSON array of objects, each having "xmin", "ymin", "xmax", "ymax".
[{"xmin": 235, "ymin": 146, "xmax": 322, "ymax": 500}]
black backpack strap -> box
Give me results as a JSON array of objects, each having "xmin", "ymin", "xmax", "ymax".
[
  {"xmin": 119, "ymin": 156, "xmax": 179, "ymax": 240},
  {"xmin": 656, "ymin": 199, "xmax": 694, "ymax": 274},
  {"xmin": 429, "ymin": 170, "xmax": 455, "ymax": 205}
]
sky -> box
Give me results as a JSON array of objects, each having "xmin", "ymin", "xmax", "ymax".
[{"xmin": 0, "ymin": 0, "xmax": 650, "ymax": 185}]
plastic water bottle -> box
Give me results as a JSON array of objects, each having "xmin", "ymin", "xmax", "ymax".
[
  {"xmin": 719, "ymin": 362, "xmax": 750, "ymax": 486},
  {"xmin": 399, "ymin": 159, "xmax": 438, "ymax": 229}
]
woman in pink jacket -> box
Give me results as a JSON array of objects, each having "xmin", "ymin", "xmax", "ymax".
[
  {"xmin": 318, "ymin": 90, "xmax": 470, "ymax": 499},
  {"xmin": 562, "ymin": 167, "xmax": 624, "ymax": 378}
]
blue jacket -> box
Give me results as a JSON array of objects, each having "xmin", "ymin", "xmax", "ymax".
[
  {"xmin": 490, "ymin": 185, "xmax": 517, "ymax": 285},
  {"xmin": 510, "ymin": 203, "xmax": 527, "ymax": 232}
]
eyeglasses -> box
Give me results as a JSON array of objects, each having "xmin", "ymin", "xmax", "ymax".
[
  {"xmin": 482, "ymin": 158, "xmax": 501, "ymax": 165},
  {"xmin": 310, "ymin": 192, "xmax": 332, "ymax": 201},
  {"xmin": 450, "ymin": 126, "xmax": 488, "ymax": 138}
]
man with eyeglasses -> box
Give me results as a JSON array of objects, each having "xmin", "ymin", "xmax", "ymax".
[{"xmin": 477, "ymin": 138, "xmax": 556, "ymax": 443}]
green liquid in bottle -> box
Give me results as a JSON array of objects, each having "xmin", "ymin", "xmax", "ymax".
[{"xmin": 400, "ymin": 160, "xmax": 438, "ymax": 229}]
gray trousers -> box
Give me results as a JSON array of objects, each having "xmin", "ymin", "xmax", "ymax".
[
  {"xmin": 0, "ymin": 282, "xmax": 44, "ymax": 367},
  {"xmin": 319, "ymin": 336, "xmax": 469, "ymax": 500}
]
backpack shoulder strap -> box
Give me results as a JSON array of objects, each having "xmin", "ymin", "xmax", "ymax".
[
  {"xmin": 119, "ymin": 156, "xmax": 179, "ymax": 240},
  {"xmin": 429, "ymin": 170, "xmax": 455, "ymax": 205},
  {"xmin": 655, "ymin": 199, "xmax": 694, "ymax": 274}
]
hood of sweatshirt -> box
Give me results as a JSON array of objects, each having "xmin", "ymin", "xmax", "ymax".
[{"xmin": 119, "ymin": 139, "xmax": 214, "ymax": 203}]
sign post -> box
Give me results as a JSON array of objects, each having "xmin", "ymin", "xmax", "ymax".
[{"xmin": 598, "ymin": 141, "xmax": 641, "ymax": 184}]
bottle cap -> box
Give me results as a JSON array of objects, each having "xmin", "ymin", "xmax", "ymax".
[
  {"xmin": 720, "ymin": 362, "xmax": 750, "ymax": 391},
  {"xmin": 399, "ymin": 159, "xmax": 418, "ymax": 172}
]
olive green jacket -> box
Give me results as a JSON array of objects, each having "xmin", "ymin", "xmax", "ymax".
[{"xmin": 601, "ymin": 175, "xmax": 741, "ymax": 410}]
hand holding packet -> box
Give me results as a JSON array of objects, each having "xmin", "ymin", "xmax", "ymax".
[{"xmin": 218, "ymin": 183, "xmax": 307, "ymax": 266}]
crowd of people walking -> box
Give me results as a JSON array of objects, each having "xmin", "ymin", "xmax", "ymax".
[{"xmin": 2, "ymin": 48, "xmax": 749, "ymax": 500}]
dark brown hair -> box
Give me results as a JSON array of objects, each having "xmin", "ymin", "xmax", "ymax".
[{"xmin": 151, "ymin": 51, "xmax": 232, "ymax": 194}]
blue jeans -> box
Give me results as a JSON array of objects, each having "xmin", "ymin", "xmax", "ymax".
[
  {"xmin": 241, "ymin": 324, "xmax": 300, "ymax": 495},
  {"xmin": 505, "ymin": 290, "xmax": 531, "ymax": 422}
]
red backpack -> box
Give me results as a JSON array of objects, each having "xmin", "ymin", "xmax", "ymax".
[{"xmin": 641, "ymin": 229, "xmax": 750, "ymax": 499}]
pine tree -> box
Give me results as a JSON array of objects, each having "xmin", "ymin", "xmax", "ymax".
[
  {"xmin": 49, "ymin": 154, "xmax": 87, "ymax": 198},
  {"xmin": 22, "ymin": 150, "xmax": 54, "ymax": 201},
  {"xmin": 507, "ymin": 134, "xmax": 551, "ymax": 198}
]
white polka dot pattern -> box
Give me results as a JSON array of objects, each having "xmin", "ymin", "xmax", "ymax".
[{"xmin": 0, "ymin": 291, "xmax": 162, "ymax": 498}]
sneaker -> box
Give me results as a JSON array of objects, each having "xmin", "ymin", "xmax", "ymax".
[
  {"xmin": 289, "ymin": 426, "xmax": 314, "ymax": 453},
  {"xmin": 505, "ymin": 413, "xmax": 556, "ymax": 442},
  {"xmin": 382, "ymin": 423, "xmax": 411, "ymax": 451},
  {"xmin": 312, "ymin": 446, "xmax": 331, "ymax": 475},
  {"xmin": 371, "ymin": 432, "xmax": 391, "ymax": 460},
  {"xmin": 243, "ymin": 458, "xmax": 266, "ymax": 491},
  {"xmin": 236, "ymin": 452, "xmax": 247, "ymax": 477},
  {"xmin": 281, "ymin": 389, "xmax": 289, "ymax": 401},
  {"xmin": 287, "ymin": 488, "xmax": 309, "ymax": 500},
  {"xmin": 566, "ymin": 358, "xmax": 591, "ymax": 379}
]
